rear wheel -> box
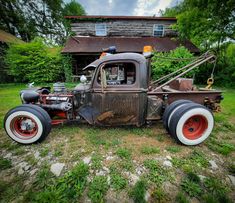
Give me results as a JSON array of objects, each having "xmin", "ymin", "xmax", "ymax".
[
  {"xmin": 4, "ymin": 105, "xmax": 50, "ymax": 144},
  {"xmin": 162, "ymin": 100, "xmax": 193, "ymax": 132},
  {"xmin": 169, "ymin": 104, "xmax": 214, "ymax": 145}
]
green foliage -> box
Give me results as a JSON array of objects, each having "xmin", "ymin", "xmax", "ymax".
[
  {"xmin": 186, "ymin": 172, "xmax": 200, "ymax": 184},
  {"xmin": 151, "ymin": 188, "xmax": 168, "ymax": 202},
  {"xmin": 163, "ymin": 0, "xmax": 235, "ymax": 47},
  {"xmin": 63, "ymin": 0, "xmax": 86, "ymax": 16},
  {"xmin": 163, "ymin": 1, "xmax": 235, "ymax": 86},
  {"xmin": 0, "ymin": 0, "xmax": 86, "ymax": 44},
  {"xmin": 206, "ymin": 138, "xmax": 235, "ymax": 155},
  {"xmin": 143, "ymin": 159, "xmax": 169, "ymax": 186},
  {"xmin": 0, "ymin": 157, "xmax": 12, "ymax": 170},
  {"xmin": 172, "ymin": 150, "xmax": 208, "ymax": 172},
  {"xmin": 130, "ymin": 180, "xmax": 147, "ymax": 203},
  {"xmin": 91, "ymin": 153, "xmax": 103, "ymax": 170},
  {"xmin": 88, "ymin": 176, "xmax": 109, "ymax": 203},
  {"xmin": 175, "ymin": 192, "xmax": 190, "ymax": 203},
  {"xmin": 204, "ymin": 177, "xmax": 229, "ymax": 196},
  {"xmin": 181, "ymin": 179, "xmax": 202, "ymax": 197},
  {"xmin": 5, "ymin": 39, "xmax": 72, "ymax": 83},
  {"xmin": 151, "ymin": 46, "xmax": 194, "ymax": 80},
  {"xmin": 34, "ymin": 162, "xmax": 89, "ymax": 202},
  {"xmin": 166, "ymin": 146, "xmax": 182, "ymax": 153},
  {"xmin": 140, "ymin": 146, "xmax": 160, "ymax": 154},
  {"xmin": 116, "ymin": 148, "xmax": 131, "ymax": 159},
  {"xmin": 109, "ymin": 166, "xmax": 127, "ymax": 190}
]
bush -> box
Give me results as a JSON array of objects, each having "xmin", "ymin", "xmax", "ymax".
[
  {"xmin": 5, "ymin": 38, "xmax": 72, "ymax": 83},
  {"xmin": 151, "ymin": 46, "xmax": 194, "ymax": 81}
]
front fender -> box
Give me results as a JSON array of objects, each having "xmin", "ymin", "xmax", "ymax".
[{"xmin": 78, "ymin": 105, "xmax": 100, "ymax": 124}]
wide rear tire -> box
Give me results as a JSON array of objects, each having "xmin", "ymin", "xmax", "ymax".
[
  {"xmin": 168, "ymin": 103, "xmax": 214, "ymax": 145},
  {"xmin": 162, "ymin": 100, "xmax": 193, "ymax": 132},
  {"xmin": 4, "ymin": 105, "xmax": 51, "ymax": 144}
]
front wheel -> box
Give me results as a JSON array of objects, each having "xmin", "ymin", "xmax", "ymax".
[{"xmin": 4, "ymin": 105, "xmax": 51, "ymax": 144}]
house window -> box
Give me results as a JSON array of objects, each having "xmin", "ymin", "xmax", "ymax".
[
  {"xmin": 95, "ymin": 23, "xmax": 107, "ymax": 36},
  {"xmin": 153, "ymin": 24, "xmax": 164, "ymax": 37}
]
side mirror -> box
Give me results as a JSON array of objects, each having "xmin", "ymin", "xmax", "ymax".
[{"xmin": 100, "ymin": 67, "xmax": 107, "ymax": 91}]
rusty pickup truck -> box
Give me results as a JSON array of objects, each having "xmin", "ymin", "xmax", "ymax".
[{"xmin": 4, "ymin": 48, "xmax": 223, "ymax": 145}]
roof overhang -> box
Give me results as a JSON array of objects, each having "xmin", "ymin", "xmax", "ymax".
[
  {"xmin": 62, "ymin": 37, "xmax": 200, "ymax": 54},
  {"xmin": 64, "ymin": 15, "xmax": 177, "ymax": 21}
]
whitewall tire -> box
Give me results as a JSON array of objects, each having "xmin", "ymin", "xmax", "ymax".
[
  {"xmin": 4, "ymin": 105, "xmax": 50, "ymax": 144},
  {"xmin": 169, "ymin": 104, "xmax": 214, "ymax": 145}
]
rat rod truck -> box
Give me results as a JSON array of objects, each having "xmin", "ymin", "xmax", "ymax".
[{"xmin": 4, "ymin": 49, "xmax": 223, "ymax": 145}]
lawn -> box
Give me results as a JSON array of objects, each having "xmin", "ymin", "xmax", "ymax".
[{"xmin": 0, "ymin": 83, "xmax": 234, "ymax": 203}]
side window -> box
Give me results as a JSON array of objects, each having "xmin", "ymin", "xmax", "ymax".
[
  {"xmin": 153, "ymin": 24, "xmax": 164, "ymax": 37},
  {"xmin": 95, "ymin": 23, "xmax": 107, "ymax": 36},
  {"xmin": 98, "ymin": 62, "xmax": 136, "ymax": 86}
]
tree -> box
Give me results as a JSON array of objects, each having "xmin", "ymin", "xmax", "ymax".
[
  {"xmin": 163, "ymin": 0, "xmax": 235, "ymax": 51},
  {"xmin": 62, "ymin": 0, "xmax": 86, "ymax": 37},
  {"xmin": 0, "ymin": 0, "xmax": 86, "ymax": 44},
  {"xmin": 63, "ymin": 0, "xmax": 86, "ymax": 16}
]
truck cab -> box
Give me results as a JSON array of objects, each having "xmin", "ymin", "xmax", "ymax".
[{"xmin": 76, "ymin": 53, "xmax": 149, "ymax": 126}]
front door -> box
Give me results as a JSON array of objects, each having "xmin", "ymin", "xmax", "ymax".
[{"xmin": 91, "ymin": 60, "xmax": 146, "ymax": 126}]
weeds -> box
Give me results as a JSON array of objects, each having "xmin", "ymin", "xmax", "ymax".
[
  {"xmin": 40, "ymin": 148, "xmax": 49, "ymax": 157},
  {"xmin": 130, "ymin": 180, "xmax": 147, "ymax": 203},
  {"xmin": 91, "ymin": 154, "xmax": 103, "ymax": 170},
  {"xmin": 116, "ymin": 148, "xmax": 131, "ymax": 159},
  {"xmin": 140, "ymin": 146, "xmax": 160, "ymax": 154},
  {"xmin": 151, "ymin": 187, "xmax": 168, "ymax": 202},
  {"xmin": 25, "ymin": 155, "xmax": 37, "ymax": 166},
  {"xmin": 166, "ymin": 146, "xmax": 182, "ymax": 153},
  {"xmin": 143, "ymin": 159, "xmax": 169, "ymax": 186},
  {"xmin": 0, "ymin": 157, "xmax": 12, "ymax": 170},
  {"xmin": 181, "ymin": 179, "xmax": 202, "ymax": 197},
  {"xmin": 34, "ymin": 162, "xmax": 89, "ymax": 202},
  {"xmin": 88, "ymin": 176, "xmax": 109, "ymax": 203},
  {"xmin": 110, "ymin": 165, "xmax": 127, "ymax": 190},
  {"xmin": 207, "ymin": 138, "xmax": 235, "ymax": 155},
  {"xmin": 175, "ymin": 192, "xmax": 190, "ymax": 203}
]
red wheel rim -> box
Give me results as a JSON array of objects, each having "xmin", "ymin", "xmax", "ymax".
[
  {"xmin": 182, "ymin": 115, "xmax": 208, "ymax": 140},
  {"xmin": 10, "ymin": 116, "xmax": 38, "ymax": 139}
]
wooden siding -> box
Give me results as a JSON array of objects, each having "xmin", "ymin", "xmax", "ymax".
[{"xmin": 71, "ymin": 20, "xmax": 176, "ymax": 37}]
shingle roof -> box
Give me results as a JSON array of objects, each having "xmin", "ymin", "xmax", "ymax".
[{"xmin": 62, "ymin": 36, "xmax": 200, "ymax": 54}]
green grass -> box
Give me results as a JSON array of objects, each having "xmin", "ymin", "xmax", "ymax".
[
  {"xmin": 140, "ymin": 146, "xmax": 160, "ymax": 154},
  {"xmin": 116, "ymin": 147, "xmax": 132, "ymax": 159},
  {"xmin": 88, "ymin": 176, "xmax": 109, "ymax": 203},
  {"xmin": 33, "ymin": 162, "xmax": 89, "ymax": 202},
  {"xmin": 166, "ymin": 146, "xmax": 182, "ymax": 153},
  {"xmin": 129, "ymin": 180, "xmax": 147, "ymax": 203},
  {"xmin": 143, "ymin": 159, "xmax": 169, "ymax": 186},
  {"xmin": 0, "ymin": 157, "xmax": 12, "ymax": 170},
  {"xmin": 0, "ymin": 84, "xmax": 235, "ymax": 202},
  {"xmin": 91, "ymin": 153, "xmax": 103, "ymax": 170}
]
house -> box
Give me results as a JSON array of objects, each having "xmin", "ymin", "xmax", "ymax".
[{"xmin": 62, "ymin": 15, "xmax": 199, "ymax": 75}]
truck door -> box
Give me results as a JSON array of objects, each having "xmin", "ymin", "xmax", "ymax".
[{"xmin": 91, "ymin": 60, "xmax": 147, "ymax": 126}]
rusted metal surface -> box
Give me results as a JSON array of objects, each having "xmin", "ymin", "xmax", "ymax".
[
  {"xmin": 62, "ymin": 37, "xmax": 200, "ymax": 54},
  {"xmin": 148, "ymin": 91, "xmax": 222, "ymax": 111},
  {"xmin": 146, "ymin": 96, "xmax": 163, "ymax": 120},
  {"xmin": 169, "ymin": 78, "xmax": 194, "ymax": 91},
  {"xmin": 32, "ymin": 52, "xmax": 222, "ymax": 126}
]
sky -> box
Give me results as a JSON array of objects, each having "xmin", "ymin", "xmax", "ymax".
[{"xmin": 64, "ymin": 0, "xmax": 182, "ymax": 16}]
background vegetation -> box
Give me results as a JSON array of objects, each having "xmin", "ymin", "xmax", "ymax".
[
  {"xmin": 5, "ymin": 38, "xmax": 72, "ymax": 83},
  {"xmin": 162, "ymin": 0, "xmax": 235, "ymax": 87}
]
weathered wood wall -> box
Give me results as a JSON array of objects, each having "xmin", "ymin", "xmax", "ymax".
[{"xmin": 71, "ymin": 20, "xmax": 176, "ymax": 37}]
